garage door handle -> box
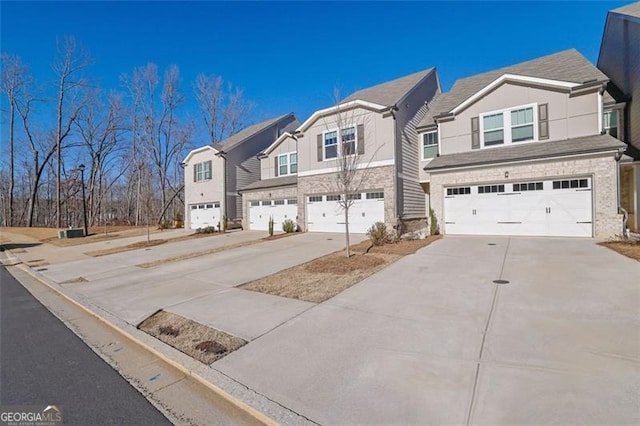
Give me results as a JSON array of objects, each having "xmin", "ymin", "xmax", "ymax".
[
  {"xmin": 497, "ymin": 222, "xmax": 522, "ymax": 224},
  {"xmin": 576, "ymin": 221, "xmax": 592, "ymax": 224}
]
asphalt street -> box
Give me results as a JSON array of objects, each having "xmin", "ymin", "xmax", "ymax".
[{"xmin": 0, "ymin": 266, "xmax": 171, "ymax": 425}]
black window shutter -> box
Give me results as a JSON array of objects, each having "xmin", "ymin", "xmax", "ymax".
[
  {"xmin": 357, "ymin": 124, "xmax": 365, "ymax": 155},
  {"xmin": 538, "ymin": 103, "xmax": 549, "ymax": 140},
  {"xmin": 193, "ymin": 164, "xmax": 197, "ymax": 182},
  {"xmin": 471, "ymin": 117, "xmax": 480, "ymax": 149},
  {"xmin": 274, "ymin": 156, "xmax": 279, "ymax": 177},
  {"xmin": 317, "ymin": 134, "xmax": 323, "ymax": 161}
]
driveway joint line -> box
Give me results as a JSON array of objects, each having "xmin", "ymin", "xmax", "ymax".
[{"xmin": 465, "ymin": 237, "xmax": 511, "ymax": 426}]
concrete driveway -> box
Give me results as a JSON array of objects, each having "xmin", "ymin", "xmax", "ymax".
[
  {"xmin": 214, "ymin": 236, "xmax": 640, "ymax": 425},
  {"xmin": 46, "ymin": 232, "xmax": 365, "ymax": 328}
]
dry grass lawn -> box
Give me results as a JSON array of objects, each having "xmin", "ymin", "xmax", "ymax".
[
  {"xmin": 0, "ymin": 226, "xmax": 168, "ymax": 247},
  {"xmin": 600, "ymin": 239, "xmax": 640, "ymax": 261},
  {"xmin": 139, "ymin": 311, "xmax": 246, "ymax": 365},
  {"xmin": 241, "ymin": 235, "xmax": 442, "ymax": 303}
]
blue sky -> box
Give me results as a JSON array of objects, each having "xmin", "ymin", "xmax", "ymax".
[{"xmin": 0, "ymin": 1, "xmax": 631, "ymax": 125}]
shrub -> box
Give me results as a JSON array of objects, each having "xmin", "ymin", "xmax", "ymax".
[
  {"xmin": 268, "ymin": 216, "xmax": 274, "ymax": 237},
  {"xmin": 160, "ymin": 219, "xmax": 172, "ymax": 229},
  {"xmin": 367, "ymin": 222, "xmax": 391, "ymax": 246},
  {"xmin": 195, "ymin": 226, "xmax": 217, "ymax": 234},
  {"xmin": 282, "ymin": 219, "xmax": 296, "ymax": 233},
  {"xmin": 221, "ymin": 215, "xmax": 228, "ymax": 232},
  {"xmin": 175, "ymin": 211, "xmax": 183, "ymax": 221},
  {"xmin": 429, "ymin": 208, "xmax": 439, "ymax": 235}
]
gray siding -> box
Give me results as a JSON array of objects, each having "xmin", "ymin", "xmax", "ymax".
[
  {"xmin": 599, "ymin": 11, "xmax": 640, "ymax": 150},
  {"xmin": 222, "ymin": 114, "xmax": 298, "ymax": 220},
  {"xmin": 395, "ymin": 71, "xmax": 440, "ymax": 218}
]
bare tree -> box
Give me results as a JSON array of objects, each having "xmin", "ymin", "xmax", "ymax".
[
  {"xmin": 75, "ymin": 89, "xmax": 128, "ymax": 226},
  {"xmin": 1, "ymin": 53, "xmax": 29, "ymax": 226},
  {"xmin": 52, "ymin": 36, "xmax": 92, "ymax": 227},
  {"xmin": 123, "ymin": 63, "xmax": 191, "ymax": 224},
  {"xmin": 327, "ymin": 88, "xmax": 378, "ymax": 258},
  {"xmin": 193, "ymin": 73, "xmax": 254, "ymax": 145}
]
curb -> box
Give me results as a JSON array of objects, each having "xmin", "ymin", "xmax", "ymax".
[{"xmin": 4, "ymin": 248, "xmax": 287, "ymax": 426}]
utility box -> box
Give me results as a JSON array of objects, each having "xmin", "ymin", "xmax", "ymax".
[{"xmin": 58, "ymin": 228, "xmax": 85, "ymax": 239}]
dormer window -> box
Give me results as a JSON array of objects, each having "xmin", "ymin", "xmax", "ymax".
[{"xmin": 480, "ymin": 104, "xmax": 537, "ymax": 148}]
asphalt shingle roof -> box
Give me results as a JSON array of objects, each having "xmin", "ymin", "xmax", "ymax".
[
  {"xmin": 612, "ymin": 2, "xmax": 640, "ymax": 18},
  {"xmin": 424, "ymin": 134, "xmax": 625, "ymax": 171},
  {"xmin": 238, "ymin": 175, "xmax": 297, "ymax": 192},
  {"xmin": 213, "ymin": 113, "xmax": 297, "ymax": 152},
  {"xmin": 342, "ymin": 68, "xmax": 435, "ymax": 107},
  {"xmin": 419, "ymin": 49, "xmax": 608, "ymax": 128}
]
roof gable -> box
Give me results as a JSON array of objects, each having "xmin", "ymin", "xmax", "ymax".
[
  {"xmin": 343, "ymin": 68, "xmax": 435, "ymax": 107},
  {"xmin": 419, "ymin": 49, "xmax": 608, "ymax": 128},
  {"xmin": 182, "ymin": 145, "xmax": 218, "ymax": 164},
  {"xmin": 217, "ymin": 113, "xmax": 297, "ymax": 152}
]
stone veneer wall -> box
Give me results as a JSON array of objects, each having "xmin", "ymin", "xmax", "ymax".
[
  {"xmin": 297, "ymin": 165, "xmax": 396, "ymax": 232},
  {"xmin": 241, "ymin": 186, "xmax": 298, "ymax": 230},
  {"xmin": 429, "ymin": 154, "xmax": 622, "ymax": 238}
]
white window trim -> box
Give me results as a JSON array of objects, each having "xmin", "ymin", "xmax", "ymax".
[
  {"xmin": 421, "ymin": 130, "xmax": 439, "ymax": 161},
  {"xmin": 277, "ymin": 151, "xmax": 297, "ymax": 176},
  {"xmin": 322, "ymin": 126, "xmax": 358, "ymax": 162},
  {"xmin": 479, "ymin": 103, "xmax": 538, "ymax": 148}
]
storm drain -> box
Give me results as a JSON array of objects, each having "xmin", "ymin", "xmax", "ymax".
[{"xmin": 492, "ymin": 279, "xmax": 510, "ymax": 285}]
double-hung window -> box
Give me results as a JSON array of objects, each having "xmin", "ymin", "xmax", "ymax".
[
  {"xmin": 483, "ymin": 113, "xmax": 505, "ymax": 146},
  {"xmin": 604, "ymin": 110, "xmax": 620, "ymax": 139},
  {"xmin": 341, "ymin": 127, "xmax": 356, "ymax": 155},
  {"xmin": 324, "ymin": 131, "xmax": 338, "ymax": 159},
  {"xmin": 278, "ymin": 152, "xmax": 297, "ymax": 176},
  {"xmin": 480, "ymin": 104, "xmax": 536, "ymax": 147},
  {"xmin": 511, "ymin": 107, "xmax": 534, "ymax": 142},
  {"xmin": 324, "ymin": 126, "xmax": 357, "ymax": 160},
  {"xmin": 194, "ymin": 160, "xmax": 212, "ymax": 182},
  {"xmin": 422, "ymin": 131, "xmax": 438, "ymax": 159}
]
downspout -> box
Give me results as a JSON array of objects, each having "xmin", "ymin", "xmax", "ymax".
[
  {"xmin": 290, "ymin": 131, "xmax": 301, "ymax": 229},
  {"xmin": 615, "ymin": 148, "xmax": 630, "ymax": 238},
  {"xmin": 215, "ymin": 150, "xmax": 228, "ymax": 223},
  {"xmin": 388, "ymin": 105, "xmax": 401, "ymax": 233}
]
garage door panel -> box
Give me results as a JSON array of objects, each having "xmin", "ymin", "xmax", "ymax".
[
  {"xmin": 444, "ymin": 178, "xmax": 592, "ymax": 237},
  {"xmin": 249, "ymin": 200, "xmax": 298, "ymax": 231},
  {"xmin": 189, "ymin": 203, "xmax": 221, "ymax": 229},
  {"xmin": 307, "ymin": 192, "xmax": 384, "ymax": 234}
]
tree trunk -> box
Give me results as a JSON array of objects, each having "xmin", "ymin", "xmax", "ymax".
[
  {"xmin": 8, "ymin": 103, "xmax": 15, "ymax": 227},
  {"xmin": 345, "ymin": 206, "xmax": 351, "ymax": 258}
]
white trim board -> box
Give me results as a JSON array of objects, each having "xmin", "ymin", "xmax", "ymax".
[{"xmin": 298, "ymin": 159, "xmax": 394, "ymax": 177}]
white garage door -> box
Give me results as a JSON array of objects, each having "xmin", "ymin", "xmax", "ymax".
[
  {"xmin": 307, "ymin": 192, "xmax": 385, "ymax": 234},
  {"xmin": 249, "ymin": 199, "xmax": 298, "ymax": 231},
  {"xmin": 444, "ymin": 178, "xmax": 593, "ymax": 237},
  {"xmin": 189, "ymin": 202, "xmax": 221, "ymax": 229}
]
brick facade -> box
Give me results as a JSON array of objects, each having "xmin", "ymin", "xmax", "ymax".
[
  {"xmin": 297, "ymin": 165, "xmax": 396, "ymax": 231},
  {"xmin": 429, "ymin": 154, "xmax": 623, "ymax": 238}
]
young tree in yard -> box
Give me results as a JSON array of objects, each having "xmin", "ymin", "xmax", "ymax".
[
  {"xmin": 52, "ymin": 36, "xmax": 92, "ymax": 227},
  {"xmin": 328, "ymin": 88, "xmax": 378, "ymax": 258},
  {"xmin": 193, "ymin": 73, "xmax": 254, "ymax": 145}
]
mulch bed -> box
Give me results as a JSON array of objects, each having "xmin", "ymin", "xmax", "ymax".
[{"xmin": 600, "ymin": 239, "xmax": 640, "ymax": 261}]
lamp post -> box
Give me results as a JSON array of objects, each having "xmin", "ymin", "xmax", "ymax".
[{"xmin": 78, "ymin": 164, "xmax": 88, "ymax": 237}]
